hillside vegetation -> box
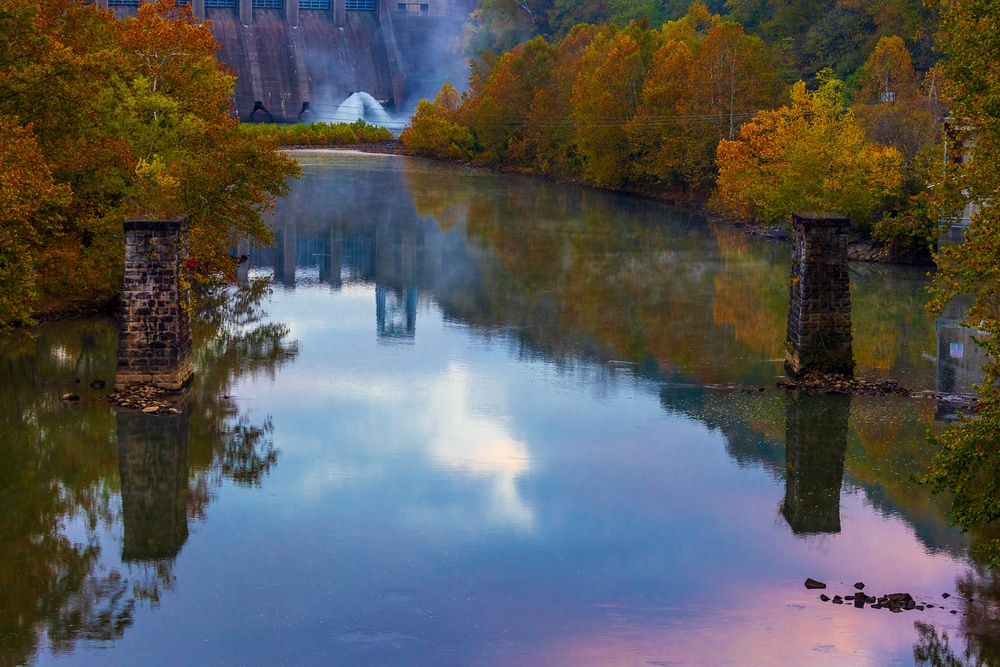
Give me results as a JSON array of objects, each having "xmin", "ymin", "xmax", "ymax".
[{"xmin": 403, "ymin": 4, "xmax": 942, "ymax": 250}]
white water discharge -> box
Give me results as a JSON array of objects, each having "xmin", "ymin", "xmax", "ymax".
[{"xmin": 331, "ymin": 92, "xmax": 408, "ymax": 132}]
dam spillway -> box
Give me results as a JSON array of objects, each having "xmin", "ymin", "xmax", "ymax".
[{"xmin": 106, "ymin": 0, "xmax": 471, "ymax": 122}]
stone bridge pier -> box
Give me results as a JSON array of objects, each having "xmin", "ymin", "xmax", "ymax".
[
  {"xmin": 785, "ymin": 212, "xmax": 855, "ymax": 377},
  {"xmin": 116, "ymin": 217, "xmax": 194, "ymax": 391}
]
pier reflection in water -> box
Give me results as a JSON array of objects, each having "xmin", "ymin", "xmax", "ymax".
[
  {"xmin": 118, "ymin": 412, "xmax": 190, "ymax": 563},
  {"xmin": 782, "ymin": 393, "xmax": 850, "ymax": 535},
  {"xmin": 0, "ymin": 280, "xmax": 296, "ymax": 666}
]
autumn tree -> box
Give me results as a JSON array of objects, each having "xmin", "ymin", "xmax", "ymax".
[
  {"xmin": 628, "ymin": 3, "xmax": 780, "ymax": 197},
  {"xmin": 469, "ymin": 36, "xmax": 557, "ymax": 162},
  {"xmin": 0, "ymin": 0, "xmax": 131, "ymax": 319},
  {"xmin": 628, "ymin": 39, "xmax": 710, "ymax": 194},
  {"xmin": 111, "ymin": 0, "xmax": 298, "ymax": 281},
  {"xmin": 400, "ymin": 82, "xmax": 475, "ymax": 159},
  {"xmin": 0, "ymin": 119, "xmax": 71, "ymax": 326},
  {"xmin": 920, "ymin": 0, "xmax": 1000, "ymax": 568},
  {"xmin": 570, "ymin": 23, "xmax": 663, "ymax": 187},
  {"xmin": 848, "ymin": 37, "xmax": 943, "ymax": 253},
  {"xmin": 714, "ymin": 72, "xmax": 905, "ymax": 228},
  {"xmin": 518, "ymin": 24, "xmax": 598, "ymax": 175},
  {"xmin": 0, "ymin": 0, "xmax": 297, "ymax": 327},
  {"xmin": 853, "ymin": 36, "xmax": 938, "ymax": 164}
]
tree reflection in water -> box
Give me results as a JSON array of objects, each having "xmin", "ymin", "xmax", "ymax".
[
  {"xmin": 0, "ymin": 277, "xmax": 297, "ymax": 667},
  {"xmin": 914, "ymin": 565, "xmax": 1000, "ymax": 665}
]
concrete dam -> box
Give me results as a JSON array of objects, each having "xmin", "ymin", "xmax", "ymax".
[{"xmin": 106, "ymin": 0, "xmax": 472, "ymax": 122}]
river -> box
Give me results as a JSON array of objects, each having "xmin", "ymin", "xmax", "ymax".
[{"xmin": 1, "ymin": 151, "xmax": 994, "ymax": 666}]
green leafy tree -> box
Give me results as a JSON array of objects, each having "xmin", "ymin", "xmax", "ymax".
[
  {"xmin": 467, "ymin": 0, "xmax": 553, "ymax": 54},
  {"xmin": 919, "ymin": 0, "xmax": 1000, "ymax": 569}
]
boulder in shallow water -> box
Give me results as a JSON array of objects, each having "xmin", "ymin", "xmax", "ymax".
[
  {"xmin": 804, "ymin": 578, "xmax": 826, "ymax": 590},
  {"xmin": 887, "ymin": 593, "xmax": 913, "ymax": 605}
]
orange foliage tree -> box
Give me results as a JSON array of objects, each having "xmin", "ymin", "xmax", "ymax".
[
  {"xmin": 0, "ymin": 0, "xmax": 298, "ymax": 327},
  {"xmin": 400, "ymin": 3, "xmax": 782, "ymax": 200}
]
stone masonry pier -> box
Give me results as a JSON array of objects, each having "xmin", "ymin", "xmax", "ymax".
[
  {"xmin": 785, "ymin": 212, "xmax": 855, "ymax": 377},
  {"xmin": 116, "ymin": 218, "xmax": 194, "ymax": 391}
]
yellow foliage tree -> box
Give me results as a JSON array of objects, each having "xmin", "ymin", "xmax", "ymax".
[
  {"xmin": 400, "ymin": 82, "xmax": 475, "ymax": 159},
  {"xmin": 570, "ymin": 26, "xmax": 662, "ymax": 187},
  {"xmin": 470, "ymin": 36, "xmax": 556, "ymax": 162},
  {"xmin": 714, "ymin": 72, "xmax": 905, "ymax": 229}
]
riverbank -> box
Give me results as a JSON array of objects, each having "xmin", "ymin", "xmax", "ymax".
[
  {"xmin": 279, "ymin": 141, "xmax": 407, "ymax": 156},
  {"xmin": 21, "ymin": 142, "xmax": 927, "ymax": 326}
]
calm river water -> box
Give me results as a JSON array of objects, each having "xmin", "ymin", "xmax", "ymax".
[{"xmin": 2, "ymin": 151, "xmax": 996, "ymax": 666}]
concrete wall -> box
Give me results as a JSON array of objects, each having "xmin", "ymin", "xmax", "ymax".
[
  {"xmin": 211, "ymin": 9, "xmax": 397, "ymax": 122},
  {"xmin": 114, "ymin": 0, "xmax": 471, "ymax": 122}
]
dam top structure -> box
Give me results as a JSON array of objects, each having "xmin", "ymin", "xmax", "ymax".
[{"xmin": 104, "ymin": 0, "xmax": 471, "ymax": 122}]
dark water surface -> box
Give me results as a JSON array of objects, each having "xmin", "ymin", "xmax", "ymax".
[{"xmin": 3, "ymin": 151, "xmax": 997, "ymax": 666}]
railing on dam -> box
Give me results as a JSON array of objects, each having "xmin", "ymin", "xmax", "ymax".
[{"xmin": 108, "ymin": 0, "xmax": 366, "ymax": 9}]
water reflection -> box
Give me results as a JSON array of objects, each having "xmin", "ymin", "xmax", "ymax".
[
  {"xmin": 118, "ymin": 412, "xmax": 190, "ymax": 562},
  {"xmin": 258, "ymin": 153, "xmax": 968, "ymax": 563},
  {"xmin": 2, "ymin": 153, "xmax": 991, "ymax": 666},
  {"xmin": 782, "ymin": 393, "xmax": 851, "ymax": 535},
  {"xmin": 377, "ymin": 286, "xmax": 418, "ymax": 341},
  {"xmin": 0, "ymin": 278, "xmax": 297, "ymax": 666},
  {"xmin": 936, "ymin": 296, "xmax": 988, "ymax": 409},
  {"xmin": 255, "ymin": 154, "xmax": 940, "ymax": 393},
  {"xmin": 915, "ymin": 565, "xmax": 1000, "ymax": 666}
]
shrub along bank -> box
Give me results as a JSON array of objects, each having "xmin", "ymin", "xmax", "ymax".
[{"xmin": 238, "ymin": 120, "xmax": 394, "ymax": 147}]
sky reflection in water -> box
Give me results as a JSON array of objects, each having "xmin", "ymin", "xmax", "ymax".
[{"xmin": 7, "ymin": 151, "xmax": 999, "ymax": 666}]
